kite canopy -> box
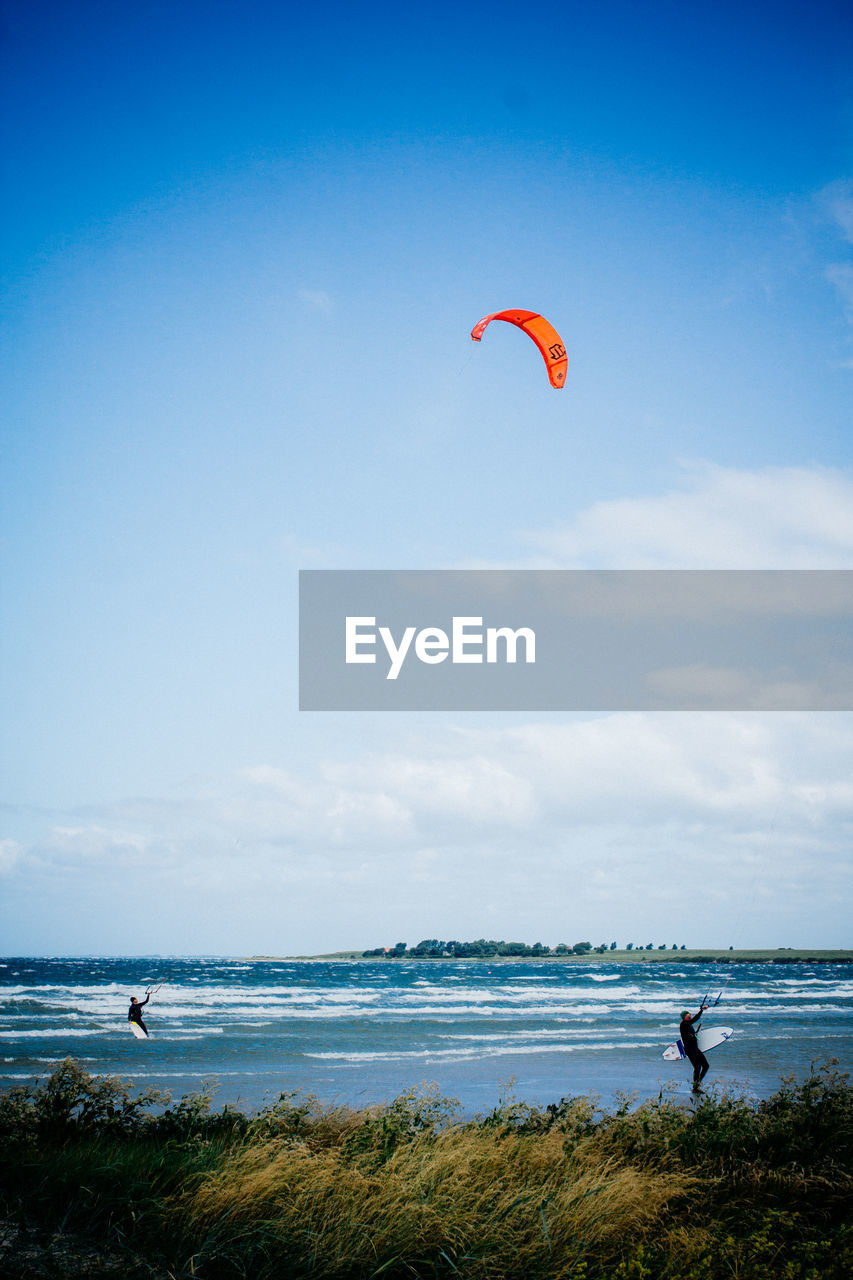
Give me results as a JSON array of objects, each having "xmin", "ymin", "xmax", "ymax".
[{"xmin": 470, "ymin": 309, "xmax": 567, "ymax": 388}]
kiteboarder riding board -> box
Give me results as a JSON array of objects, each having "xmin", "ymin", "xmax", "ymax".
[
  {"xmin": 127, "ymin": 984, "xmax": 161, "ymax": 1038},
  {"xmin": 663, "ymin": 1026, "xmax": 733, "ymax": 1061}
]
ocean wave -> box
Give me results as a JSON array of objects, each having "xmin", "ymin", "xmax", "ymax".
[
  {"xmin": 2, "ymin": 959, "xmax": 850, "ymax": 1110},
  {"xmin": 304, "ymin": 1041, "xmax": 658, "ymax": 1064},
  {"xmin": 774, "ymin": 977, "xmax": 853, "ymax": 987},
  {"xmin": 167, "ymin": 1027, "xmax": 225, "ymax": 1037},
  {"xmin": 5, "ymin": 997, "xmax": 851, "ymax": 1029},
  {"xmin": 499, "ymin": 974, "xmax": 560, "ymax": 981},
  {"xmin": 439, "ymin": 1027, "xmax": 618, "ymax": 1042},
  {"xmin": 0, "ymin": 1028, "xmax": 113, "ymax": 1039}
]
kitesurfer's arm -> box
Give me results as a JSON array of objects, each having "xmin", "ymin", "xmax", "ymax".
[{"xmin": 140, "ymin": 992, "xmax": 151, "ymax": 1007}]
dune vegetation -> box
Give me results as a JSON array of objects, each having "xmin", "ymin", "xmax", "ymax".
[{"xmin": 0, "ymin": 1058, "xmax": 851, "ymax": 1279}]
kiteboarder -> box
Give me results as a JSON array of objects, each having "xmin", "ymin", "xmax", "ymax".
[
  {"xmin": 128, "ymin": 989, "xmax": 153, "ymax": 1037},
  {"xmin": 680, "ymin": 1004, "xmax": 710, "ymax": 1091}
]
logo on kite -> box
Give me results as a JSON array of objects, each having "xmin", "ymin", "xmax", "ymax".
[{"xmin": 470, "ymin": 309, "xmax": 568, "ymax": 388}]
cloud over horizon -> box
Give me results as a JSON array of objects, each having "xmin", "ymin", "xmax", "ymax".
[
  {"xmin": 2, "ymin": 462, "xmax": 850, "ymax": 954},
  {"xmin": 511, "ymin": 463, "xmax": 853, "ymax": 569},
  {"xmin": 4, "ymin": 711, "xmax": 850, "ymax": 954}
]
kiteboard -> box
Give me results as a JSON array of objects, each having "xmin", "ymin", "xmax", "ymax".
[
  {"xmin": 663, "ymin": 1026, "xmax": 733, "ymax": 1061},
  {"xmin": 128, "ymin": 1021, "xmax": 148, "ymax": 1039}
]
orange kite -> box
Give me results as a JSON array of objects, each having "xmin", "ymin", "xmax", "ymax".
[{"xmin": 470, "ymin": 309, "xmax": 568, "ymax": 388}]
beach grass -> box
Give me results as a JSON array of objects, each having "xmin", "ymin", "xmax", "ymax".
[{"xmin": 1, "ymin": 1060, "xmax": 851, "ymax": 1278}]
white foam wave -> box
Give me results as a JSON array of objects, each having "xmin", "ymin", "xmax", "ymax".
[
  {"xmin": 774, "ymin": 977, "xmax": 853, "ymax": 987},
  {"xmin": 305, "ymin": 1040, "xmax": 655, "ymax": 1064},
  {"xmin": 0, "ymin": 1028, "xmax": 112, "ymax": 1039},
  {"xmin": 440, "ymin": 1027, "xmax": 614, "ymax": 1042}
]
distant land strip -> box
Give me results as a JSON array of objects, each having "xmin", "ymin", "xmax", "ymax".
[{"xmin": 250, "ymin": 947, "xmax": 853, "ymax": 964}]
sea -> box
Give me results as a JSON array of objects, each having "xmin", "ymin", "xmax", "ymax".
[{"xmin": 1, "ymin": 957, "xmax": 851, "ymax": 1116}]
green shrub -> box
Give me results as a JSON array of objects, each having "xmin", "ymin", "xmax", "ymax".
[{"xmin": 0, "ymin": 1059, "xmax": 851, "ymax": 1279}]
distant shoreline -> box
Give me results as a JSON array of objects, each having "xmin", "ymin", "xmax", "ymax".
[{"xmin": 249, "ymin": 948, "xmax": 853, "ymax": 963}]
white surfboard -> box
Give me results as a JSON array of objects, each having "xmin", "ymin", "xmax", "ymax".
[
  {"xmin": 128, "ymin": 1020, "xmax": 148, "ymax": 1039},
  {"xmin": 663, "ymin": 1025, "xmax": 733, "ymax": 1061}
]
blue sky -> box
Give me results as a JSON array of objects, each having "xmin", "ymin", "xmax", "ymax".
[{"xmin": 1, "ymin": 0, "xmax": 852, "ymax": 954}]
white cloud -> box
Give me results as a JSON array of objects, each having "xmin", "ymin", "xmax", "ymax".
[
  {"xmin": 822, "ymin": 180, "xmax": 853, "ymax": 332},
  {"xmin": 48, "ymin": 825, "xmax": 149, "ymax": 853},
  {"xmin": 0, "ymin": 839, "xmax": 22, "ymax": 875},
  {"xmin": 35, "ymin": 824, "xmax": 168, "ymax": 868},
  {"xmin": 4, "ymin": 463, "xmax": 851, "ymax": 951},
  {"xmin": 512, "ymin": 463, "xmax": 853, "ymax": 568},
  {"xmin": 14, "ymin": 716, "xmax": 853, "ymax": 860},
  {"xmin": 4, "ymin": 713, "xmax": 850, "ymax": 952},
  {"xmin": 826, "ymin": 262, "xmax": 853, "ymax": 318},
  {"xmin": 824, "ymin": 180, "xmax": 853, "ymax": 243},
  {"xmin": 297, "ymin": 288, "xmax": 333, "ymax": 313}
]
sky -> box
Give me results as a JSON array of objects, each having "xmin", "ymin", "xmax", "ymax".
[{"xmin": 1, "ymin": 0, "xmax": 852, "ymax": 954}]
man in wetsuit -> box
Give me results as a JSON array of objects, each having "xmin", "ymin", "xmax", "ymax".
[
  {"xmin": 128, "ymin": 989, "xmax": 152, "ymax": 1037},
  {"xmin": 680, "ymin": 1004, "xmax": 709, "ymax": 1091}
]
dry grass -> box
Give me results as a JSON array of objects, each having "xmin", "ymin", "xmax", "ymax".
[{"xmin": 179, "ymin": 1123, "xmax": 694, "ymax": 1277}]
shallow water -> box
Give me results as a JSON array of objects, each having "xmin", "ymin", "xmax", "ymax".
[{"xmin": 1, "ymin": 956, "xmax": 850, "ymax": 1114}]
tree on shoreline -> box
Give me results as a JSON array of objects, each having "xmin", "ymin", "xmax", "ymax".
[
  {"xmin": 360, "ymin": 939, "xmax": 696, "ymax": 958},
  {"xmin": 363, "ymin": 938, "xmax": 557, "ymax": 959}
]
